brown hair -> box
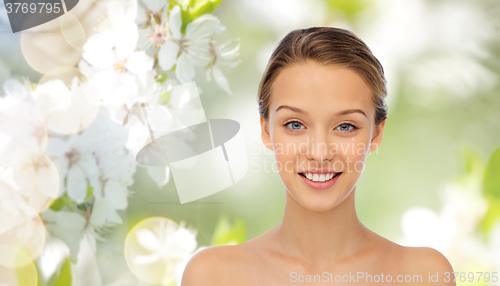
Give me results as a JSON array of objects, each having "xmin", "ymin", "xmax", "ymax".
[{"xmin": 257, "ymin": 27, "xmax": 388, "ymax": 125}]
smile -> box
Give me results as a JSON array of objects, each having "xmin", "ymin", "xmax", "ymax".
[{"xmin": 298, "ymin": 172, "xmax": 342, "ymax": 190}]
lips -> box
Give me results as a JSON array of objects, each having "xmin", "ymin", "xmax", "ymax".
[
  {"xmin": 299, "ymin": 172, "xmax": 341, "ymax": 182},
  {"xmin": 298, "ymin": 171, "xmax": 342, "ymax": 190}
]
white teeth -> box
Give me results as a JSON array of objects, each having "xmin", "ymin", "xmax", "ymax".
[
  {"xmin": 312, "ymin": 174, "xmax": 319, "ymax": 182},
  {"xmin": 302, "ymin": 172, "xmax": 338, "ymax": 182}
]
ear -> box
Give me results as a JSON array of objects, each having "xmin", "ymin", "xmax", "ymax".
[
  {"xmin": 260, "ymin": 116, "xmax": 273, "ymax": 151},
  {"xmin": 369, "ymin": 119, "xmax": 386, "ymax": 153}
]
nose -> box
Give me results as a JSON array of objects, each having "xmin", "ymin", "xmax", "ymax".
[{"xmin": 303, "ymin": 131, "xmax": 336, "ymax": 164}]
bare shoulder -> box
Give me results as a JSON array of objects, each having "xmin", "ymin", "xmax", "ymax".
[
  {"xmin": 361, "ymin": 230, "xmax": 455, "ymax": 285},
  {"xmin": 181, "ymin": 231, "xmax": 275, "ymax": 286},
  {"xmin": 400, "ymin": 246, "xmax": 456, "ymax": 285},
  {"xmin": 365, "ymin": 230, "xmax": 454, "ymax": 273},
  {"xmin": 401, "ymin": 246, "xmax": 454, "ymax": 271},
  {"xmin": 181, "ymin": 243, "xmax": 253, "ymax": 286}
]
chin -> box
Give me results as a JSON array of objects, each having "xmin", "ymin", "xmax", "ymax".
[{"xmin": 287, "ymin": 187, "xmax": 349, "ymax": 212}]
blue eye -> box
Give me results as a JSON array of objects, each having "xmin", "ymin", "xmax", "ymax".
[
  {"xmin": 336, "ymin": 123, "xmax": 357, "ymax": 132},
  {"xmin": 285, "ymin": 121, "xmax": 305, "ymax": 130}
]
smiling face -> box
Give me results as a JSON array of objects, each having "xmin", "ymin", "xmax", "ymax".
[{"xmin": 260, "ymin": 60, "xmax": 385, "ymax": 212}]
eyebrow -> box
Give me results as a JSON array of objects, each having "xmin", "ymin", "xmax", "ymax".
[{"xmin": 275, "ymin": 105, "xmax": 367, "ymax": 118}]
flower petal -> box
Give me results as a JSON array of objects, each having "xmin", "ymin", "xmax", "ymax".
[
  {"xmin": 115, "ymin": 21, "xmax": 139, "ymax": 60},
  {"xmin": 143, "ymin": 0, "xmax": 167, "ymax": 13},
  {"xmin": 90, "ymin": 199, "xmax": 123, "ymax": 226},
  {"xmin": 79, "ymin": 154, "xmax": 99, "ymax": 176},
  {"xmin": 42, "ymin": 209, "xmax": 86, "ymax": 263},
  {"xmin": 88, "ymin": 176, "xmax": 103, "ymax": 200},
  {"xmin": 134, "ymin": 253, "xmax": 161, "ymax": 265},
  {"xmin": 45, "ymin": 137, "xmax": 69, "ymax": 157},
  {"xmin": 212, "ymin": 65, "xmax": 233, "ymax": 95},
  {"xmin": 66, "ymin": 165, "xmax": 87, "ymax": 204},
  {"xmin": 135, "ymin": 229, "xmax": 162, "ymax": 252},
  {"xmin": 158, "ymin": 41, "xmax": 180, "ymax": 71},
  {"xmin": 185, "ymin": 14, "xmax": 220, "ymax": 40},
  {"xmin": 169, "ymin": 5, "xmax": 182, "ymax": 39},
  {"xmin": 82, "ymin": 31, "xmax": 116, "ymax": 69},
  {"xmin": 171, "ymin": 227, "xmax": 197, "ymax": 253},
  {"xmin": 125, "ymin": 51, "xmax": 154, "ymax": 74},
  {"xmin": 175, "ymin": 53, "xmax": 195, "ymax": 83},
  {"xmin": 104, "ymin": 180, "xmax": 128, "ymax": 210}
]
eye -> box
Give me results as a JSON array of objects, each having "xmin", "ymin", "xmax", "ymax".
[
  {"xmin": 285, "ymin": 121, "xmax": 305, "ymax": 131},
  {"xmin": 335, "ymin": 123, "xmax": 358, "ymax": 132}
]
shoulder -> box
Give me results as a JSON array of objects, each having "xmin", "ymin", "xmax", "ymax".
[
  {"xmin": 180, "ymin": 244, "xmax": 245, "ymax": 286},
  {"xmin": 400, "ymin": 246, "xmax": 456, "ymax": 285},
  {"xmin": 401, "ymin": 246, "xmax": 454, "ymax": 271},
  {"xmin": 363, "ymin": 232, "xmax": 455, "ymax": 285},
  {"xmin": 366, "ymin": 232, "xmax": 454, "ymax": 273}
]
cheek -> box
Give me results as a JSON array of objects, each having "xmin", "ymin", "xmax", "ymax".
[
  {"xmin": 336, "ymin": 134, "xmax": 371, "ymax": 173},
  {"xmin": 272, "ymin": 131, "xmax": 305, "ymax": 173}
]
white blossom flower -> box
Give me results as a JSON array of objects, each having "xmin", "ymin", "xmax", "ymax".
[
  {"xmin": 42, "ymin": 209, "xmax": 87, "ymax": 263},
  {"xmin": 45, "ymin": 108, "xmax": 136, "ymax": 230},
  {"xmin": 133, "ymin": 220, "xmax": 198, "ymax": 285},
  {"xmin": 82, "ymin": 0, "xmax": 155, "ymax": 112},
  {"xmin": 0, "ymin": 81, "xmax": 45, "ymax": 153},
  {"xmin": 136, "ymin": 0, "xmax": 169, "ymax": 27},
  {"xmin": 2, "ymin": 79, "xmax": 31, "ymax": 102},
  {"xmin": 0, "ymin": 200, "xmax": 45, "ymax": 264},
  {"xmin": 32, "ymin": 77, "xmax": 101, "ymax": 135},
  {"xmin": 0, "ymin": 94, "xmax": 59, "ymax": 213},
  {"xmin": 205, "ymin": 38, "xmax": 241, "ymax": 95},
  {"xmin": 156, "ymin": 5, "xmax": 220, "ymax": 83}
]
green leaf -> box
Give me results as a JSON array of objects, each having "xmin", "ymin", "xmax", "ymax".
[
  {"xmin": 156, "ymin": 72, "xmax": 169, "ymax": 83},
  {"xmin": 50, "ymin": 197, "xmax": 65, "ymax": 211},
  {"xmin": 479, "ymin": 196, "xmax": 500, "ymax": 237},
  {"xmin": 479, "ymin": 148, "xmax": 500, "ymax": 236},
  {"xmin": 178, "ymin": 0, "xmax": 194, "ymax": 10},
  {"xmin": 85, "ymin": 185, "xmax": 93, "ymax": 200},
  {"xmin": 324, "ymin": 0, "xmax": 371, "ymax": 19},
  {"xmin": 49, "ymin": 193, "xmax": 77, "ymax": 211},
  {"xmin": 54, "ymin": 259, "xmax": 72, "ymax": 286},
  {"xmin": 179, "ymin": 0, "xmax": 223, "ymax": 34},
  {"xmin": 211, "ymin": 214, "xmax": 246, "ymax": 246},
  {"xmin": 168, "ymin": 0, "xmax": 179, "ymax": 7},
  {"xmin": 483, "ymin": 148, "xmax": 500, "ymax": 199},
  {"xmin": 47, "ymin": 258, "xmax": 72, "ymax": 286},
  {"xmin": 190, "ymin": 0, "xmax": 222, "ymax": 19},
  {"xmin": 462, "ymin": 146, "xmax": 485, "ymax": 176}
]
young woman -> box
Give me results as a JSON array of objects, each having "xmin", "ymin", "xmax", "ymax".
[{"xmin": 181, "ymin": 27, "xmax": 455, "ymax": 285}]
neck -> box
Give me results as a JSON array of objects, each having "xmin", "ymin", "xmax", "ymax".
[{"xmin": 273, "ymin": 186, "xmax": 372, "ymax": 269}]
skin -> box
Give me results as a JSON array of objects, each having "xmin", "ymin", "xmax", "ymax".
[{"xmin": 181, "ymin": 60, "xmax": 455, "ymax": 286}]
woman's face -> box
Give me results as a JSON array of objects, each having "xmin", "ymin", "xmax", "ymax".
[{"xmin": 260, "ymin": 60, "xmax": 385, "ymax": 212}]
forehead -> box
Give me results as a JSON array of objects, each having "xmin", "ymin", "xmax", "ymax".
[{"xmin": 270, "ymin": 61, "xmax": 374, "ymax": 119}]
